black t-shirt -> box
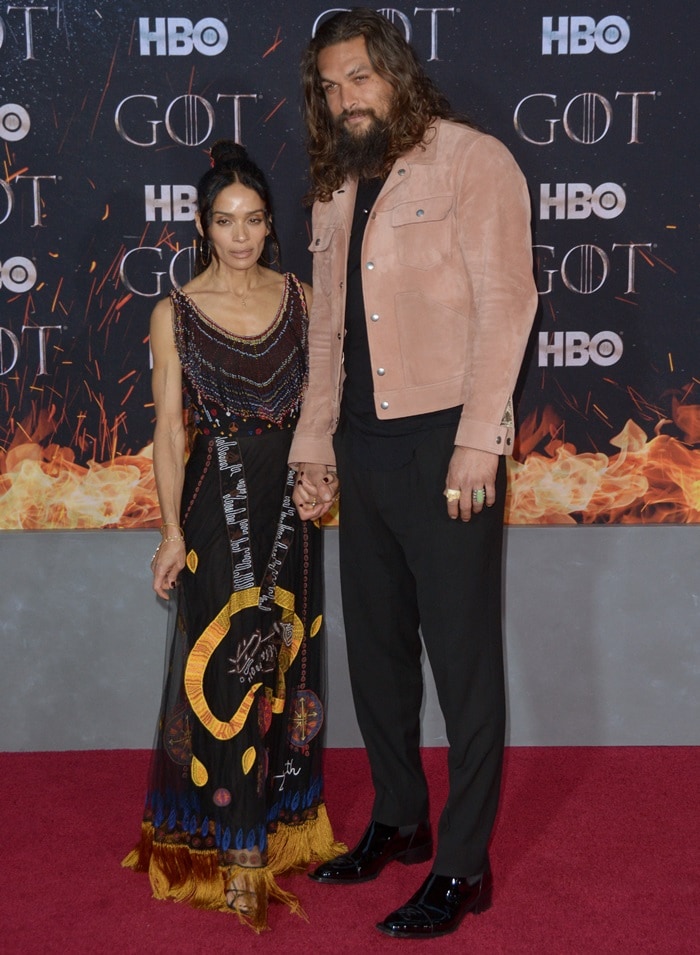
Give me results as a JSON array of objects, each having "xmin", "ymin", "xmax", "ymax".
[{"xmin": 340, "ymin": 177, "xmax": 460, "ymax": 469}]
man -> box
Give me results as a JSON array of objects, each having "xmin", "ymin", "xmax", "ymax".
[{"xmin": 290, "ymin": 8, "xmax": 537, "ymax": 939}]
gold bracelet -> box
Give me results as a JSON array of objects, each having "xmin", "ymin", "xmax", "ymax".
[
  {"xmin": 161, "ymin": 521, "xmax": 183, "ymax": 535},
  {"xmin": 162, "ymin": 535, "xmax": 184, "ymax": 542}
]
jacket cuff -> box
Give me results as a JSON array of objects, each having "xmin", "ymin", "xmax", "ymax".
[
  {"xmin": 288, "ymin": 434, "xmax": 337, "ymax": 469},
  {"xmin": 455, "ymin": 417, "xmax": 515, "ymax": 455}
]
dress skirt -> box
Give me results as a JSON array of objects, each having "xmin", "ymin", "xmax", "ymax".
[{"xmin": 123, "ymin": 426, "xmax": 343, "ymax": 931}]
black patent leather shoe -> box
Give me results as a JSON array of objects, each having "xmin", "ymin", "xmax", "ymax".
[
  {"xmin": 308, "ymin": 820, "xmax": 432, "ymax": 884},
  {"xmin": 375, "ymin": 869, "xmax": 493, "ymax": 938}
]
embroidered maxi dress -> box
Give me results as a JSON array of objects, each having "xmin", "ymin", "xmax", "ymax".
[{"xmin": 123, "ymin": 273, "xmax": 343, "ymax": 932}]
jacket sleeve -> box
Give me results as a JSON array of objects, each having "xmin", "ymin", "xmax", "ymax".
[
  {"xmin": 288, "ymin": 202, "xmax": 339, "ymax": 468},
  {"xmin": 453, "ymin": 134, "xmax": 538, "ymax": 454}
]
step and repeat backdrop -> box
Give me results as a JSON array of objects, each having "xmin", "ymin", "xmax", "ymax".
[{"xmin": 0, "ymin": 1, "xmax": 696, "ymax": 527}]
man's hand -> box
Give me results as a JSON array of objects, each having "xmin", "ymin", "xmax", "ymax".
[
  {"xmin": 293, "ymin": 463, "xmax": 339, "ymax": 521},
  {"xmin": 444, "ymin": 447, "xmax": 499, "ymax": 521}
]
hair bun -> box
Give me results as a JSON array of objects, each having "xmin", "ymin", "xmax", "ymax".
[{"xmin": 209, "ymin": 139, "xmax": 249, "ymax": 169}]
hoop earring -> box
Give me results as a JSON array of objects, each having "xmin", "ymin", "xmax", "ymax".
[
  {"xmin": 199, "ymin": 238, "xmax": 211, "ymax": 267},
  {"xmin": 261, "ymin": 238, "xmax": 281, "ymax": 268}
]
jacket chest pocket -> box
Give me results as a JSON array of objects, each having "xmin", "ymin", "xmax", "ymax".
[
  {"xmin": 391, "ymin": 195, "xmax": 454, "ymax": 270},
  {"xmin": 309, "ymin": 227, "xmax": 337, "ymax": 298}
]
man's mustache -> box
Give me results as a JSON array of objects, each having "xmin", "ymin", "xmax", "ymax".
[{"xmin": 337, "ymin": 108, "xmax": 376, "ymax": 124}]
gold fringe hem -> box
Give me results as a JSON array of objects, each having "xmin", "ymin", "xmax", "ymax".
[
  {"xmin": 224, "ymin": 864, "xmax": 307, "ymax": 933},
  {"xmin": 122, "ymin": 822, "xmax": 312, "ymax": 933},
  {"xmin": 121, "ymin": 821, "xmax": 153, "ymax": 873},
  {"xmin": 267, "ymin": 802, "xmax": 347, "ymax": 874}
]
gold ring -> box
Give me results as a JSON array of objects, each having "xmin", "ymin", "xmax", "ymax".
[
  {"xmin": 472, "ymin": 487, "xmax": 486, "ymax": 505},
  {"xmin": 444, "ymin": 488, "xmax": 461, "ymax": 503}
]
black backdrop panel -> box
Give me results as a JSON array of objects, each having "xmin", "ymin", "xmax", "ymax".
[{"xmin": 1, "ymin": 2, "xmax": 697, "ymax": 525}]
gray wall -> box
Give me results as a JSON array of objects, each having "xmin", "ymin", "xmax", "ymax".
[{"xmin": 1, "ymin": 526, "xmax": 697, "ymax": 751}]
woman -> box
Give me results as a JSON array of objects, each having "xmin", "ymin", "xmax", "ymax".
[{"xmin": 123, "ymin": 141, "xmax": 343, "ymax": 933}]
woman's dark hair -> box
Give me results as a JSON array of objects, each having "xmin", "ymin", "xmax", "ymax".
[
  {"xmin": 302, "ymin": 7, "xmax": 472, "ymax": 202},
  {"xmin": 195, "ymin": 140, "xmax": 280, "ymax": 273}
]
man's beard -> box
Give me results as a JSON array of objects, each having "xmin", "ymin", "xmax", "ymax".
[{"xmin": 334, "ymin": 111, "xmax": 391, "ymax": 179}]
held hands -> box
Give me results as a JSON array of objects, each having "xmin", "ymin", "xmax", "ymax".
[
  {"xmin": 293, "ymin": 463, "xmax": 339, "ymax": 521},
  {"xmin": 151, "ymin": 524, "xmax": 186, "ymax": 599},
  {"xmin": 444, "ymin": 447, "xmax": 499, "ymax": 522}
]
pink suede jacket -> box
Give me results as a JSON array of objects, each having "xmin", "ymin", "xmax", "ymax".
[{"xmin": 289, "ymin": 119, "xmax": 538, "ymax": 468}]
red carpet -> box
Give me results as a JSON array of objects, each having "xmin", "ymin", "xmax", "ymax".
[{"xmin": 2, "ymin": 747, "xmax": 697, "ymax": 954}]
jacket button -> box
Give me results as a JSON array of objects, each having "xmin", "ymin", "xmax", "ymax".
[
  {"xmin": 366, "ymin": 261, "xmax": 375, "ymax": 270},
  {"xmin": 416, "ymin": 209, "xmax": 424, "ymax": 217},
  {"xmin": 397, "ymin": 169, "xmax": 406, "ymax": 176},
  {"xmin": 315, "ymin": 238, "xmax": 321, "ymax": 245},
  {"xmin": 377, "ymin": 368, "xmax": 385, "ymax": 376},
  {"xmin": 380, "ymin": 401, "xmax": 389, "ymax": 409},
  {"xmin": 370, "ymin": 313, "xmax": 379, "ymax": 321},
  {"xmin": 496, "ymin": 436, "xmax": 502, "ymax": 444}
]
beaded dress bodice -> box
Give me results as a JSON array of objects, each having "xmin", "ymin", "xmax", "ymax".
[{"xmin": 171, "ymin": 272, "xmax": 308, "ymax": 436}]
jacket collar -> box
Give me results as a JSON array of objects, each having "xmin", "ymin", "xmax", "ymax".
[
  {"xmin": 331, "ymin": 180, "xmax": 358, "ymax": 232},
  {"xmin": 402, "ymin": 117, "xmax": 441, "ymax": 166}
]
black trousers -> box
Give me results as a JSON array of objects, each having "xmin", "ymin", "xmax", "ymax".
[{"xmin": 334, "ymin": 423, "xmax": 506, "ymax": 877}]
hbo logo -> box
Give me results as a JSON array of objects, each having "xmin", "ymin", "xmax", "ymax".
[
  {"xmin": 538, "ymin": 331, "xmax": 623, "ymax": 367},
  {"xmin": 0, "ymin": 256, "xmax": 37, "ymax": 293},
  {"xmin": 542, "ymin": 16, "xmax": 630, "ymax": 55},
  {"xmin": 139, "ymin": 18, "xmax": 228, "ymax": 56},
  {"xmin": 540, "ymin": 182, "xmax": 626, "ymax": 221}
]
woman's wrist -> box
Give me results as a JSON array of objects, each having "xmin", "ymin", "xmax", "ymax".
[{"xmin": 160, "ymin": 521, "xmax": 184, "ymax": 541}]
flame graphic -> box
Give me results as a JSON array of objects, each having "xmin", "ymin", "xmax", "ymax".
[
  {"xmin": 505, "ymin": 400, "xmax": 700, "ymax": 524},
  {"xmin": 0, "ymin": 413, "xmax": 159, "ymax": 530},
  {"xmin": 2, "ymin": 404, "xmax": 698, "ymax": 529}
]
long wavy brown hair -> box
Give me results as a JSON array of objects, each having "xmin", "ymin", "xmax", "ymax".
[{"xmin": 301, "ymin": 8, "xmax": 473, "ymax": 202}]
